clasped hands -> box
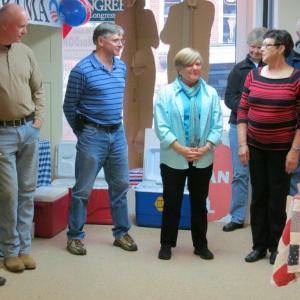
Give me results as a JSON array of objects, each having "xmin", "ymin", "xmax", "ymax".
[{"xmin": 181, "ymin": 145, "xmax": 209, "ymax": 162}]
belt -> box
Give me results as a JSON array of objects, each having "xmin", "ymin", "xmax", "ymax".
[
  {"xmin": 0, "ymin": 113, "xmax": 35, "ymax": 127},
  {"xmin": 83, "ymin": 119, "xmax": 121, "ymax": 131}
]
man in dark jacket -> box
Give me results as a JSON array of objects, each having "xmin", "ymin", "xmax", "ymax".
[
  {"xmin": 287, "ymin": 19, "xmax": 300, "ymax": 70},
  {"xmin": 223, "ymin": 27, "xmax": 267, "ymax": 232},
  {"xmin": 287, "ymin": 21, "xmax": 300, "ymax": 196}
]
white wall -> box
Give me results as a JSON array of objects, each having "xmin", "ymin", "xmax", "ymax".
[
  {"xmin": 23, "ymin": 25, "xmax": 63, "ymax": 175},
  {"xmin": 236, "ymin": 0, "xmax": 263, "ymax": 62},
  {"xmin": 273, "ymin": 0, "xmax": 300, "ymax": 42}
]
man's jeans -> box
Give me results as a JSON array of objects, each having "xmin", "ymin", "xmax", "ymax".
[
  {"xmin": 67, "ymin": 124, "xmax": 131, "ymax": 240},
  {"xmin": 0, "ymin": 121, "xmax": 39, "ymax": 257},
  {"xmin": 290, "ymin": 161, "xmax": 300, "ymax": 196},
  {"xmin": 229, "ymin": 124, "xmax": 249, "ymax": 224}
]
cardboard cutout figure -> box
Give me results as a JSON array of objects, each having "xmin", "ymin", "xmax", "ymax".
[
  {"xmin": 161, "ymin": 0, "xmax": 215, "ymax": 82},
  {"xmin": 115, "ymin": 0, "xmax": 159, "ymax": 168}
]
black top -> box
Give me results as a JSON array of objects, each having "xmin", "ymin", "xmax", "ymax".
[
  {"xmin": 287, "ymin": 42, "xmax": 300, "ymax": 70},
  {"xmin": 224, "ymin": 54, "xmax": 263, "ymax": 124}
]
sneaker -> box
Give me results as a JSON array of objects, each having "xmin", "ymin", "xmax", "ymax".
[
  {"xmin": 113, "ymin": 234, "xmax": 138, "ymax": 251},
  {"xmin": 194, "ymin": 247, "xmax": 214, "ymax": 260},
  {"xmin": 19, "ymin": 254, "xmax": 36, "ymax": 269},
  {"xmin": 66, "ymin": 239, "xmax": 87, "ymax": 255},
  {"xmin": 158, "ymin": 245, "xmax": 172, "ymax": 260}
]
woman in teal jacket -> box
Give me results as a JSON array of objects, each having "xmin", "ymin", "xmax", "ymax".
[{"xmin": 154, "ymin": 48, "xmax": 223, "ymax": 260}]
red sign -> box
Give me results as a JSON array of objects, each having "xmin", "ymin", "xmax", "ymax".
[{"xmin": 208, "ymin": 143, "xmax": 232, "ymax": 221}]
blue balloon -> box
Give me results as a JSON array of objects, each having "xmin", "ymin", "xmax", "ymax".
[{"xmin": 59, "ymin": 0, "xmax": 87, "ymax": 27}]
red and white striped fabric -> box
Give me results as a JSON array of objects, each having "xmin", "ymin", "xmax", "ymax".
[
  {"xmin": 129, "ymin": 168, "xmax": 143, "ymax": 187},
  {"xmin": 271, "ymin": 195, "xmax": 300, "ymax": 286}
]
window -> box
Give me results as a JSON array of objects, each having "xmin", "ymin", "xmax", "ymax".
[
  {"xmin": 223, "ymin": 0, "xmax": 236, "ymax": 43},
  {"xmin": 164, "ymin": 0, "xmax": 181, "ymax": 22}
]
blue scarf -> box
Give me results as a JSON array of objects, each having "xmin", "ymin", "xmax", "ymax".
[{"xmin": 177, "ymin": 77, "xmax": 201, "ymax": 147}]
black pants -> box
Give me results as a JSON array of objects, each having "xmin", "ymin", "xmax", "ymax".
[
  {"xmin": 160, "ymin": 163, "xmax": 213, "ymax": 249},
  {"xmin": 249, "ymin": 146, "xmax": 290, "ymax": 252}
]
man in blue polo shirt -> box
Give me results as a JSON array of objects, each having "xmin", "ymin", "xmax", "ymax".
[{"xmin": 63, "ymin": 22, "xmax": 137, "ymax": 255}]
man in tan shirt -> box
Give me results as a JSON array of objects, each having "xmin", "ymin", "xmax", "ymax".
[{"xmin": 0, "ymin": 3, "xmax": 44, "ymax": 273}]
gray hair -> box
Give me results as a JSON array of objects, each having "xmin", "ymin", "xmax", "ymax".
[
  {"xmin": 247, "ymin": 27, "xmax": 268, "ymax": 46},
  {"xmin": 174, "ymin": 47, "xmax": 203, "ymax": 68},
  {"xmin": 92, "ymin": 22, "xmax": 124, "ymax": 45}
]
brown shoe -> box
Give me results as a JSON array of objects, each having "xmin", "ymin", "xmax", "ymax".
[
  {"xmin": 113, "ymin": 234, "xmax": 138, "ymax": 251},
  {"xmin": 67, "ymin": 239, "xmax": 87, "ymax": 255},
  {"xmin": 19, "ymin": 254, "xmax": 36, "ymax": 270},
  {"xmin": 4, "ymin": 256, "xmax": 25, "ymax": 273}
]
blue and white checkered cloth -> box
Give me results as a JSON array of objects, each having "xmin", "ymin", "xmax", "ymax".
[{"xmin": 37, "ymin": 139, "xmax": 52, "ymax": 187}]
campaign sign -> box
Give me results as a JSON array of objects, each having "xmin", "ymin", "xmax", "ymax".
[
  {"xmin": 88, "ymin": 0, "xmax": 123, "ymax": 22},
  {"xmin": 207, "ymin": 143, "xmax": 232, "ymax": 222}
]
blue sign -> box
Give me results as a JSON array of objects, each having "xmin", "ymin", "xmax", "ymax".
[{"xmin": 88, "ymin": 0, "xmax": 123, "ymax": 22}]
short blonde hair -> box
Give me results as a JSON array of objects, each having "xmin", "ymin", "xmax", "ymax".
[
  {"xmin": 174, "ymin": 47, "xmax": 203, "ymax": 69},
  {"xmin": 247, "ymin": 27, "xmax": 268, "ymax": 46}
]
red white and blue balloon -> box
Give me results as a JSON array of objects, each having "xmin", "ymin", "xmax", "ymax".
[{"xmin": 59, "ymin": 0, "xmax": 92, "ymax": 38}]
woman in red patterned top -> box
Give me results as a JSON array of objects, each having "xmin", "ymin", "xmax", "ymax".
[{"xmin": 238, "ymin": 29, "xmax": 300, "ymax": 265}]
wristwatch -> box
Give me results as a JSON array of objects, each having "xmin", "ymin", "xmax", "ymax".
[
  {"xmin": 291, "ymin": 145, "xmax": 300, "ymax": 152},
  {"xmin": 206, "ymin": 141, "xmax": 213, "ymax": 151}
]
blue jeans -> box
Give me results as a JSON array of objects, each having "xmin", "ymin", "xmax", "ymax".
[
  {"xmin": 67, "ymin": 124, "xmax": 131, "ymax": 240},
  {"xmin": 0, "ymin": 121, "xmax": 39, "ymax": 257},
  {"xmin": 229, "ymin": 124, "xmax": 249, "ymax": 224},
  {"xmin": 290, "ymin": 160, "xmax": 300, "ymax": 196}
]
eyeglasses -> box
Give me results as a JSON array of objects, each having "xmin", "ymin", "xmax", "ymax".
[
  {"xmin": 106, "ymin": 38, "xmax": 126, "ymax": 45},
  {"xmin": 261, "ymin": 43, "xmax": 282, "ymax": 49}
]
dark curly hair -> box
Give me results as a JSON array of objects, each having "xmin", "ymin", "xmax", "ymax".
[{"xmin": 263, "ymin": 29, "xmax": 294, "ymax": 57}]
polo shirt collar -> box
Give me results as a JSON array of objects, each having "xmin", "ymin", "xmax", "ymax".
[{"xmin": 90, "ymin": 51, "xmax": 117, "ymax": 70}]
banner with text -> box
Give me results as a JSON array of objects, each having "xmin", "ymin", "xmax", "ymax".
[
  {"xmin": 88, "ymin": 0, "xmax": 123, "ymax": 22},
  {"xmin": 0, "ymin": 0, "xmax": 61, "ymax": 27}
]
